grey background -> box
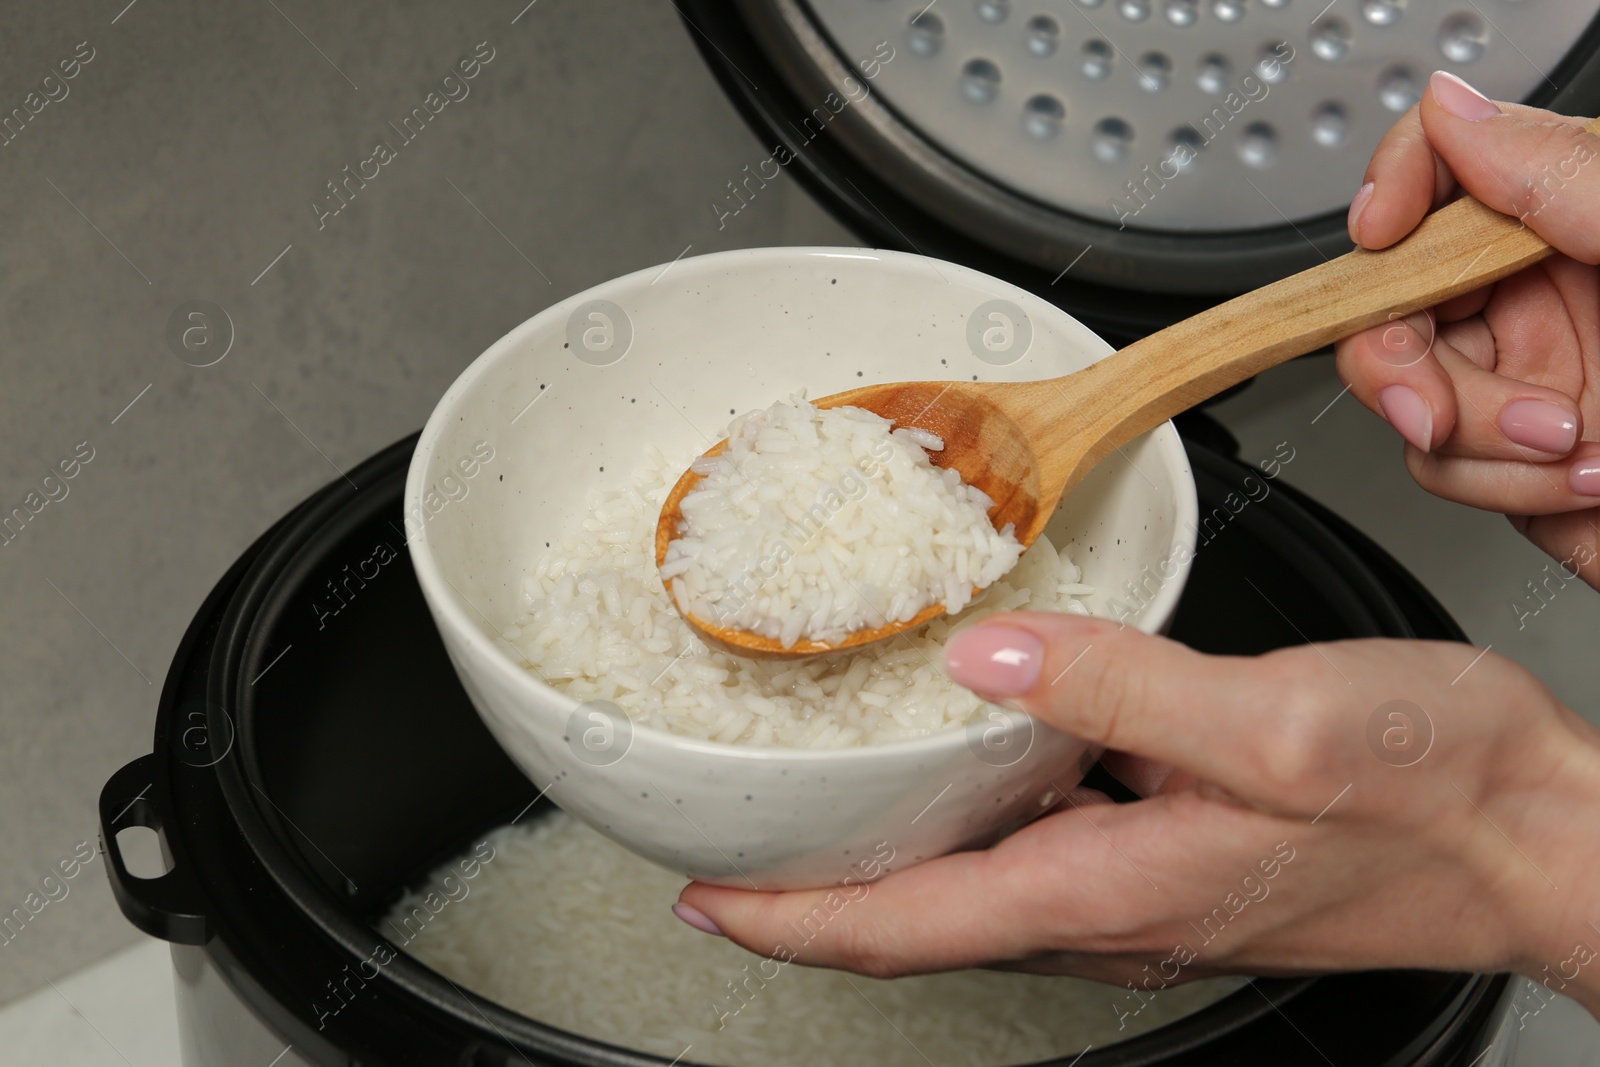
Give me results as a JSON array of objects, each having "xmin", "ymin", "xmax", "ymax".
[
  {"xmin": 0, "ymin": 0, "xmax": 854, "ymax": 1006},
  {"xmin": 1, "ymin": 0, "xmax": 1596, "ymax": 1025}
]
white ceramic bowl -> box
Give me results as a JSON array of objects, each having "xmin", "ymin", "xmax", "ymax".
[{"xmin": 406, "ymin": 247, "xmax": 1197, "ymax": 890}]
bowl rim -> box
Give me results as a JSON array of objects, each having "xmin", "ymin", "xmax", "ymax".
[{"xmin": 405, "ymin": 245, "xmax": 1199, "ymax": 764}]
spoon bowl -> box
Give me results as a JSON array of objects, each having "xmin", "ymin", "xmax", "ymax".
[{"xmin": 654, "ymin": 380, "xmax": 1049, "ymax": 656}]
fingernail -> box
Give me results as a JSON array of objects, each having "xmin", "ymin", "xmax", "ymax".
[
  {"xmin": 944, "ymin": 625, "xmax": 1044, "ymax": 698},
  {"xmin": 1430, "ymin": 71, "xmax": 1499, "ymax": 122},
  {"xmin": 1377, "ymin": 385, "xmax": 1433, "ymax": 452},
  {"xmin": 1500, "ymin": 399, "xmax": 1578, "ymax": 454},
  {"xmin": 1572, "ymin": 460, "xmax": 1600, "ymax": 497},
  {"xmin": 672, "ymin": 902, "xmax": 724, "ymax": 937},
  {"xmin": 1347, "ymin": 181, "xmax": 1375, "ymax": 242}
]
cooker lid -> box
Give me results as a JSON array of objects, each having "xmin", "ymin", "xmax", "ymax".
[
  {"xmin": 807, "ymin": 0, "xmax": 1597, "ymax": 232},
  {"xmin": 101, "ymin": 431, "xmax": 1507, "ymax": 1066},
  {"xmin": 680, "ymin": 1, "xmax": 1600, "ymax": 331}
]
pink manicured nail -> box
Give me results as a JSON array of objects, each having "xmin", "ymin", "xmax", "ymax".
[
  {"xmin": 1430, "ymin": 71, "xmax": 1499, "ymax": 122},
  {"xmin": 1377, "ymin": 385, "xmax": 1433, "ymax": 452},
  {"xmin": 1500, "ymin": 399, "xmax": 1578, "ymax": 455},
  {"xmin": 1347, "ymin": 181, "xmax": 1375, "ymax": 242},
  {"xmin": 672, "ymin": 902, "xmax": 724, "ymax": 937},
  {"xmin": 944, "ymin": 625, "xmax": 1044, "ymax": 697},
  {"xmin": 1572, "ymin": 460, "xmax": 1600, "ymax": 497}
]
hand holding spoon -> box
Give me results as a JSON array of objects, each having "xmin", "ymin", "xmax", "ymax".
[{"xmin": 657, "ymin": 144, "xmax": 1596, "ymax": 658}]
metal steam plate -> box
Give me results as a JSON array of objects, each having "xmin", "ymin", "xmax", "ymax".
[{"xmin": 807, "ymin": 0, "xmax": 1599, "ymax": 231}]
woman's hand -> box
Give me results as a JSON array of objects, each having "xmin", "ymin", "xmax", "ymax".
[
  {"xmin": 675, "ymin": 615, "xmax": 1600, "ymax": 1015},
  {"xmin": 1335, "ymin": 71, "xmax": 1600, "ymax": 590}
]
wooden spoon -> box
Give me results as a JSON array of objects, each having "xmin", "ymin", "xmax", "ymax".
[{"xmin": 657, "ymin": 180, "xmax": 1581, "ymax": 658}]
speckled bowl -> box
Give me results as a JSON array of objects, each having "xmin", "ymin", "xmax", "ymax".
[{"xmin": 406, "ymin": 247, "xmax": 1198, "ymax": 890}]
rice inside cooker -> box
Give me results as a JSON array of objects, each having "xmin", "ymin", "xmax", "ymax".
[{"xmin": 382, "ymin": 813, "xmax": 1245, "ymax": 1067}]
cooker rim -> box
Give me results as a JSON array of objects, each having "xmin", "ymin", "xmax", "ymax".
[{"xmin": 99, "ymin": 431, "xmax": 1509, "ymax": 1067}]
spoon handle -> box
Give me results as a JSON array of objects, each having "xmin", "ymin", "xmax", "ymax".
[{"xmin": 1076, "ymin": 117, "xmax": 1600, "ymax": 449}]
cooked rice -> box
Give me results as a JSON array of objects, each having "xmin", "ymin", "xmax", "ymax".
[
  {"xmin": 384, "ymin": 813, "xmax": 1244, "ymax": 1067},
  {"xmin": 662, "ymin": 397, "xmax": 1024, "ymax": 647},
  {"xmin": 506, "ymin": 447, "xmax": 1092, "ymax": 748}
]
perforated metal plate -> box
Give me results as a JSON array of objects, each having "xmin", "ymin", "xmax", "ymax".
[{"xmin": 808, "ymin": 0, "xmax": 1600, "ymax": 231}]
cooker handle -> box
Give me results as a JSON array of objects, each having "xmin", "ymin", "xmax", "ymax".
[{"xmin": 98, "ymin": 753, "xmax": 210, "ymax": 945}]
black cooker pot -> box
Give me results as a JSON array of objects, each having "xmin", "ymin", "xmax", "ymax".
[{"xmin": 100, "ymin": 428, "xmax": 1514, "ymax": 1066}]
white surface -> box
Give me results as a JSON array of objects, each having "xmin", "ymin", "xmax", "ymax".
[
  {"xmin": 404, "ymin": 245, "xmax": 1197, "ymax": 889},
  {"xmin": 0, "ymin": 937, "xmax": 178, "ymax": 1067}
]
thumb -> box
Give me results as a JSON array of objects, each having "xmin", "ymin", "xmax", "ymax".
[
  {"xmin": 942, "ymin": 614, "xmax": 1303, "ymax": 793},
  {"xmin": 1420, "ymin": 71, "xmax": 1600, "ymax": 263}
]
